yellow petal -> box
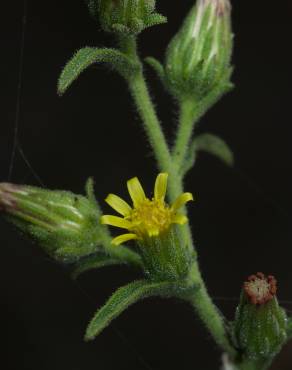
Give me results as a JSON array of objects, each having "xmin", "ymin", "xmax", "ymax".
[
  {"xmin": 101, "ymin": 215, "xmax": 132, "ymax": 230},
  {"xmin": 154, "ymin": 173, "xmax": 168, "ymax": 202},
  {"xmin": 172, "ymin": 213, "xmax": 188, "ymax": 225},
  {"xmin": 127, "ymin": 177, "xmax": 146, "ymax": 206},
  {"xmin": 112, "ymin": 233, "xmax": 138, "ymax": 246},
  {"xmin": 105, "ymin": 194, "xmax": 132, "ymax": 216},
  {"xmin": 171, "ymin": 192, "xmax": 194, "ymax": 212}
]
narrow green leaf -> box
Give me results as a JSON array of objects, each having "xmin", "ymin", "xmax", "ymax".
[
  {"xmin": 182, "ymin": 133, "xmax": 234, "ymax": 175},
  {"xmin": 194, "ymin": 133, "xmax": 234, "ymax": 165},
  {"xmin": 85, "ymin": 279, "xmax": 176, "ymax": 341},
  {"xmin": 144, "ymin": 13, "xmax": 167, "ymax": 28},
  {"xmin": 145, "ymin": 57, "xmax": 165, "ymax": 83},
  {"xmin": 58, "ymin": 47, "xmax": 138, "ymax": 95},
  {"xmin": 72, "ymin": 253, "xmax": 123, "ymax": 279},
  {"xmin": 85, "ymin": 177, "xmax": 100, "ymax": 210}
]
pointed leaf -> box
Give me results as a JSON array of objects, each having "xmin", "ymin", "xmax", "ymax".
[
  {"xmin": 72, "ymin": 253, "xmax": 123, "ymax": 279},
  {"xmin": 144, "ymin": 13, "xmax": 167, "ymax": 28},
  {"xmin": 194, "ymin": 134, "xmax": 234, "ymax": 165},
  {"xmin": 58, "ymin": 47, "xmax": 138, "ymax": 95},
  {"xmin": 182, "ymin": 133, "xmax": 234, "ymax": 175},
  {"xmin": 85, "ymin": 177, "xmax": 100, "ymax": 210},
  {"xmin": 145, "ymin": 57, "xmax": 165, "ymax": 83},
  {"xmin": 85, "ymin": 279, "xmax": 176, "ymax": 341}
]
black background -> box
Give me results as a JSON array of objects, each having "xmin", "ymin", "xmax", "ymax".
[{"xmin": 1, "ymin": 1, "xmax": 292, "ymax": 369}]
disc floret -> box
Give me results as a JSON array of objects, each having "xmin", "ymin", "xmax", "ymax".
[
  {"xmin": 244, "ymin": 272, "xmax": 277, "ymax": 306},
  {"xmin": 233, "ymin": 272, "xmax": 287, "ymax": 362}
]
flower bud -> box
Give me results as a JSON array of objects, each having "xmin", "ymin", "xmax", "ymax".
[
  {"xmin": 86, "ymin": 0, "xmax": 166, "ymax": 35},
  {"xmin": 165, "ymin": 0, "xmax": 233, "ymax": 101},
  {"xmin": 233, "ymin": 273, "xmax": 287, "ymax": 361},
  {"xmin": 0, "ymin": 183, "xmax": 101, "ymax": 262}
]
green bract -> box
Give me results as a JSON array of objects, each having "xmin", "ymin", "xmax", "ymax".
[
  {"xmin": 165, "ymin": 0, "xmax": 233, "ymax": 101},
  {"xmin": 85, "ymin": 0, "xmax": 167, "ymax": 35},
  {"xmin": 137, "ymin": 226, "xmax": 193, "ymax": 282}
]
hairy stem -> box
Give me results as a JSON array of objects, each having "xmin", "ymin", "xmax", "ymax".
[
  {"xmin": 119, "ymin": 36, "xmax": 235, "ymax": 358},
  {"xmin": 172, "ymin": 98, "xmax": 200, "ymax": 169},
  {"xmin": 120, "ymin": 36, "xmax": 194, "ymax": 251},
  {"xmin": 127, "ymin": 71, "xmax": 174, "ymax": 177},
  {"xmin": 173, "ymin": 84, "xmax": 233, "ymax": 175},
  {"xmin": 185, "ymin": 262, "xmax": 236, "ymax": 358},
  {"xmin": 119, "ymin": 37, "xmax": 185, "ymax": 199}
]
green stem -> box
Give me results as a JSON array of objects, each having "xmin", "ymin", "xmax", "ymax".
[
  {"xmin": 185, "ymin": 262, "xmax": 236, "ymax": 358},
  {"xmin": 120, "ymin": 36, "xmax": 233, "ymax": 358},
  {"xmin": 172, "ymin": 98, "xmax": 200, "ymax": 169},
  {"xmin": 173, "ymin": 85, "xmax": 233, "ymax": 174},
  {"xmin": 128, "ymin": 71, "xmax": 195, "ymax": 253},
  {"xmin": 119, "ymin": 36, "xmax": 182, "ymax": 197},
  {"xmin": 127, "ymin": 71, "xmax": 174, "ymax": 178},
  {"xmin": 127, "ymin": 72, "xmax": 194, "ymax": 254},
  {"xmin": 120, "ymin": 37, "xmax": 194, "ymax": 252}
]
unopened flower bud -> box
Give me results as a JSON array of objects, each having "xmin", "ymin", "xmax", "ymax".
[
  {"xmin": 86, "ymin": 0, "xmax": 166, "ymax": 35},
  {"xmin": 233, "ymin": 273, "xmax": 287, "ymax": 361},
  {"xmin": 165, "ymin": 0, "xmax": 233, "ymax": 101},
  {"xmin": 0, "ymin": 183, "xmax": 101, "ymax": 262}
]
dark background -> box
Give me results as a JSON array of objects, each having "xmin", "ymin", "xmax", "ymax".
[{"xmin": 1, "ymin": 1, "xmax": 292, "ymax": 369}]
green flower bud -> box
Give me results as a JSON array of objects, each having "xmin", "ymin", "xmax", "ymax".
[
  {"xmin": 86, "ymin": 0, "xmax": 166, "ymax": 35},
  {"xmin": 165, "ymin": 0, "xmax": 233, "ymax": 101},
  {"xmin": 233, "ymin": 273, "xmax": 287, "ymax": 362},
  {"xmin": 0, "ymin": 183, "xmax": 101, "ymax": 262}
]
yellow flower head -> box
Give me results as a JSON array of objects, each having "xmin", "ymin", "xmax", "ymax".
[{"xmin": 101, "ymin": 173, "xmax": 193, "ymax": 246}]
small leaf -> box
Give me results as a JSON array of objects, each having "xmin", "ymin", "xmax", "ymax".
[
  {"xmin": 85, "ymin": 279, "xmax": 176, "ymax": 341},
  {"xmin": 58, "ymin": 47, "xmax": 138, "ymax": 95},
  {"xmin": 182, "ymin": 133, "xmax": 234, "ymax": 175},
  {"xmin": 144, "ymin": 13, "xmax": 167, "ymax": 28},
  {"xmin": 85, "ymin": 177, "xmax": 99, "ymax": 209},
  {"xmin": 72, "ymin": 253, "xmax": 123, "ymax": 279},
  {"xmin": 194, "ymin": 134, "xmax": 234, "ymax": 165},
  {"xmin": 145, "ymin": 57, "xmax": 165, "ymax": 83}
]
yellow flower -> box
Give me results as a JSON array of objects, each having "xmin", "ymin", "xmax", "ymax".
[{"xmin": 101, "ymin": 173, "xmax": 193, "ymax": 246}]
